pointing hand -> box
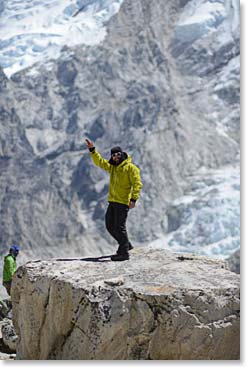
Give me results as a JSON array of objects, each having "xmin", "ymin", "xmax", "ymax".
[{"xmin": 85, "ymin": 138, "xmax": 94, "ymax": 149}]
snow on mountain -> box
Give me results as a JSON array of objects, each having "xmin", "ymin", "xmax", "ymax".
[
  {"xmin": 170, "ymin": 0, "xmax": 239, "ymax": 61},
  {"xmin": 175, "ymin": 0, "xmax": 227, "ymax": 40},
  {"xmin": 149, "ymin": 164, "xmax": 240, "ymax": 259},
  {"xmin": 0, "ymin": 0, "xmax": 123, "ymax": 77}
]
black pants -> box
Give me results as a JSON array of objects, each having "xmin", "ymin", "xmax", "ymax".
[
  {"xmin": 105, "ymin": 202, "xmax": 130, "ymax": 252},
  {"xmin": 3, "ymin": 281, "xmax": 11, "ymax": 296}
]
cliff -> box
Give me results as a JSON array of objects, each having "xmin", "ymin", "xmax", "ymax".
[{"xmin": 11, "ymin": 248, "xmax": 240, "ymax": 360}]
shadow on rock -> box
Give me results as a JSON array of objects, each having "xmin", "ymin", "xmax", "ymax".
[{"xmin": 54, "ymin": 255, "xmax": 112, "ymax": 263}]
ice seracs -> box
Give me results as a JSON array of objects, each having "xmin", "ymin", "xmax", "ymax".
[{"xmin": 0, "ymin": 0, "xmax": 123, "ymax": 77}]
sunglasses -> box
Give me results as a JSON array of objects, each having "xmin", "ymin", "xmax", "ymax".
[{"xmin": 112, "ymin": 152, "xmax": 122, "ymax": 157}]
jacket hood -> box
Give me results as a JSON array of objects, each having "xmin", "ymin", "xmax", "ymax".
[{"xmin": 109, "ymin": 152, "xmax": 131, "ymax": 166}]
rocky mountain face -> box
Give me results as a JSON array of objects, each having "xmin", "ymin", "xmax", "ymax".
[
  {"xmin": 12, "ymin": 248, "xmax": 240, "ymax": 360},
  {"xmin": 0, "ymin": 0, "xmax": 240, "ymax": 263}
]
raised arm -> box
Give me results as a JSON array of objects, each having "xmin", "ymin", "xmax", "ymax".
[{"xmin": 85, "ymin": 139, "xmax": 111, "ymax": 172}]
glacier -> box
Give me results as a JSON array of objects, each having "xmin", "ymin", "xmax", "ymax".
[
  {"xmin": 0, "ymin": 0, "xmax": 124, "ymax": 77},
  {"xmin": 149, "ymin": 165, "xmax": 240, "ymax": 260}
]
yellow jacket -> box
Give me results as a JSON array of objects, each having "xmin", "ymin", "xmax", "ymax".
[{"xmin": 90, "ymin": 150, "xmax": 142, "ymax": 206}]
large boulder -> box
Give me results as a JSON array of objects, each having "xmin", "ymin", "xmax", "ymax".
[{"xmin": 11, "ymin": 248, "xmax": 240, "ymax": 360}]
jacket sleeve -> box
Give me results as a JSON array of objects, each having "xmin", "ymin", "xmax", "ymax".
[
  {"xmin": 90, "ymin": 149, "xmax": 111, "ymax": 172},
  {"xmin": 129, "ymin": 164, "xmax": 143, "ymax": 201},
  {"xmin": 4, "ymin": 257, "xmax": 16, "ymax": 281}
]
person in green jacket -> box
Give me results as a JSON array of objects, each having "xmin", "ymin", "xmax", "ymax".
[
  {"xmin": 2, "ymin": 245, "xmax": 20, "ymax": 296},
  {"xmin": 85, "ymin": 139, "xmax": 142, "ymax": 261}
]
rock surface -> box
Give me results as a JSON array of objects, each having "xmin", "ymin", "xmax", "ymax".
[
  {"xmin": 0, "ymin": 350, "xmax": 16, "ymax": 360},
  {"xmin": 226, "ymin": 248, "xmax": 240, "ymax": 274},
  {"xmin": 12, "ymin": 248, "xmax": 240, "ymax": 360},
  {"xmin": 0, "ymin": 299, "xmax": 12, "ymax": 320},
  {"xmin": 0, "ymin": 299, "xmax": 16, "ymax": 359},
  {"xmin": 0, "ymin": 319, "xmax": 17, "ymax": 352}
]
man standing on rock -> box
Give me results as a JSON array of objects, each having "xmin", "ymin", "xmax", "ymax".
[
  {"xmin": 2, "ymin": 245, "xmax": 20, "ymax": 296},
  {"xmin": 85, "ymin": 139, "xmax": 142, "ymax": 261}
]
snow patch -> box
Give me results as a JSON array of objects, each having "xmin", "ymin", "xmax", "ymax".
[
  {"xmin": 173, "ymin": 0, "xmax": 227, "ymax": 45},
  {"xmin": 178, "ymin": 1, "xmax": 226, "ymax": 27},
  {"xmin": 25, "ymin": 127, "xmax": 66, "ymax": 155}
]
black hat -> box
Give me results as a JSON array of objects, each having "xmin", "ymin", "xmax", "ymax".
[{"xmin": 111, "ymin": 146, "xmax": 122, "ymax": 155}]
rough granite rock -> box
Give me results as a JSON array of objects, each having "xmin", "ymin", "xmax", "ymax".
[
  {"xmin": 11, "ymin": 248, "xmax": 240, "ymax": 360},
  {"xmin": 226, "ymin": 249, "xmax": 240, "ymax": 274},
  {"xmin": 0, "ymin": 352, "xmax": 16, "ymax": 360},
  {"xmin": 0, "ymin": 299, "xmax": 12, "ymax": 320},
  {"xmin": 0, "ymin": 319, "xmax": 17, "ymax": 352},
  {"xmin": 0, "ymin": 299, "xmax": 16, "ymax": 357}
]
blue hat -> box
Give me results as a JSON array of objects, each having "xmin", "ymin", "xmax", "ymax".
[{"xmin": 10, "ymin": 245, "xmax": 20, "ymax": 252}]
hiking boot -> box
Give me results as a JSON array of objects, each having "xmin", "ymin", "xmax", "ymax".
[
  {"xmin": 128, "ymin": 243, "xmax": 134, "ymax": 251},
  {"xmin": 117, "ymin": 243, "xmax": 133, "ymax": 254},
  {"xmin": 111, "ymin": 252, "xmax": 129, "ymax": 261}
]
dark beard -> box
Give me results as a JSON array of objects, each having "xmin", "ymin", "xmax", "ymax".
[{"xmin": 112, "ymin": 159, "xmax": 121, "ymax": 166}]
